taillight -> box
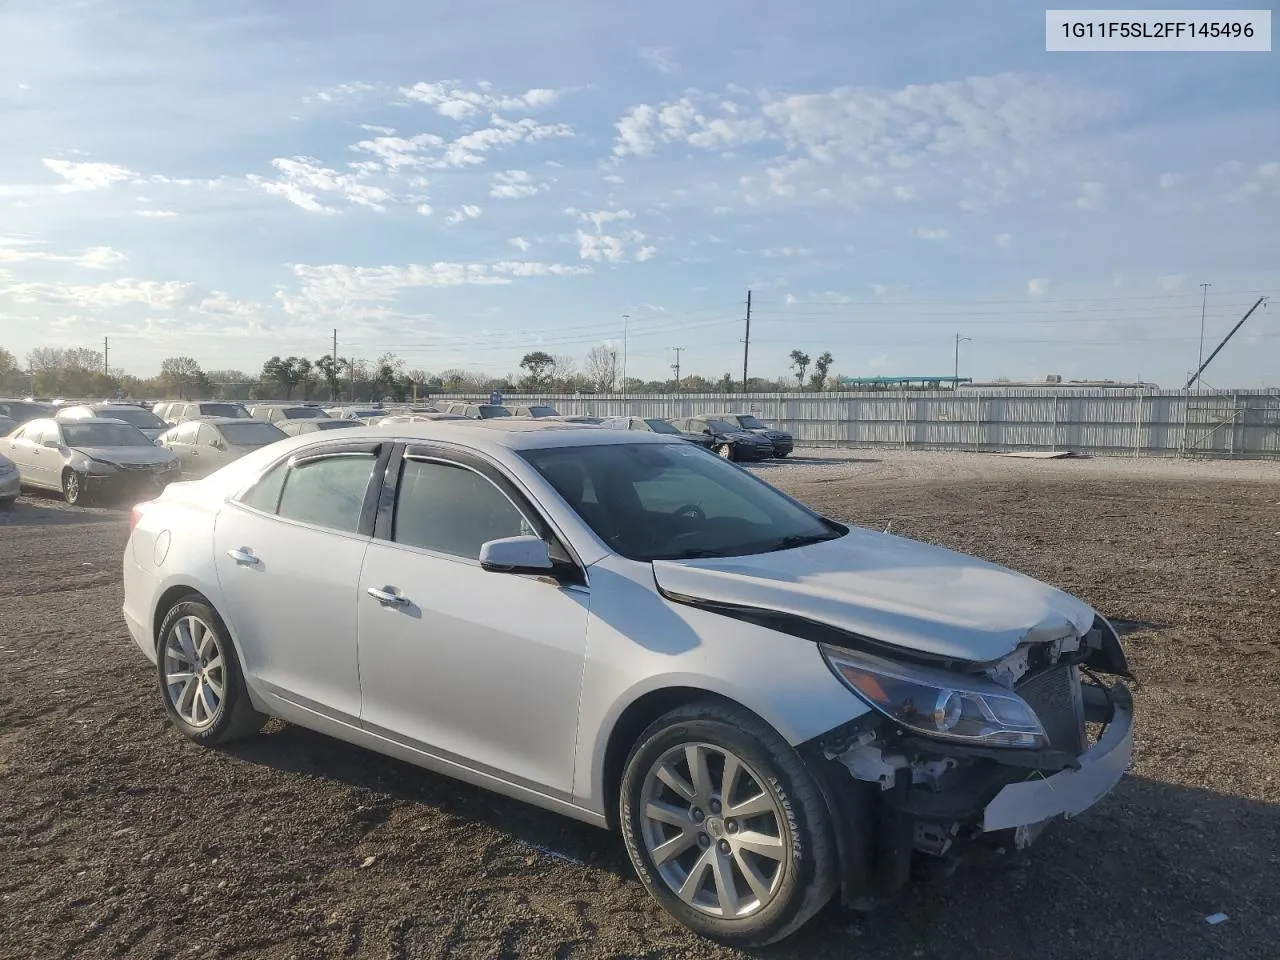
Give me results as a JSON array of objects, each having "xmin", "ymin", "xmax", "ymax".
[{"xmin": 130, "ymin": 502, "xmax": 150, "ymax": 532}]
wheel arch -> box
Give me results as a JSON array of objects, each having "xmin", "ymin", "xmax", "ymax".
[{"xmin": 600, "ymin": 685, "xmax": 774, "ymax": 831}]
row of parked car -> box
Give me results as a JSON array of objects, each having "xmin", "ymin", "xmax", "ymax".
[{"xmin": 0, "ymin": 397, "xmax": 795, "ymax": 507}]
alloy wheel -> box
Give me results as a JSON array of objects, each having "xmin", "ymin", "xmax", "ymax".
[
  {"xmin": 63, "ymin": 472, "xmax": 80, "ymax": 504},
  {"xmin": 639, "ymin": 742, "xmax": 787, "ymax": 919},
  {"xmin": 718, "ymin": 445, "xmax": 734, "ymax": 460},
  {"xmin": 162, "ymin": 615, "xmax": 226, "ymax": 729}
]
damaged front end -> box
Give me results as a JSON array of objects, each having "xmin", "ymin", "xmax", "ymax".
[{"xmin": 801, "ymin": 615, "xmax": 1135, "ymax": 908}]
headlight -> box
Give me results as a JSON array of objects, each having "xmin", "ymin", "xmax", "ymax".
[
  {"xmin": 820, "ymin": 644, "xmax": 1047, "ymax": 748},
  {"xmin": 85, "ymin": 460, "xmax": 118, "ymax": 475}
]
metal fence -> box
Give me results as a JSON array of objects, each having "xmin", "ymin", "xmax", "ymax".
[{"xmin": 432, "ymin": 389, "xmax": 1280, "ymax": 459}]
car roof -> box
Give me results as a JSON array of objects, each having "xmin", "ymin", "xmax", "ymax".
[
  {"xmin": 168, "ymin": 416, "xmax": 263, "ymax": 426},
  {"xmin": 301, "ymin": 418, "xmax": 675, "ymax": 453},
  {"xmin": 53, "ymin": 416, "xmax": 139, "ymax": 426}
]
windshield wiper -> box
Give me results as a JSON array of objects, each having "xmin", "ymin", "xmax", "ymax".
[
  {"xmin": 660, "ymin": 547, "xmax": 735, "ymax": 560},
  {"xmin": 758, "ymin": 533, "xmax": 839, "ymax": 553}
]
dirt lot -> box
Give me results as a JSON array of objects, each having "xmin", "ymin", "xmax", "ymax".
[{"xmin": 2, "ymin": 450, "xmax": 1278, "ymax": 960}]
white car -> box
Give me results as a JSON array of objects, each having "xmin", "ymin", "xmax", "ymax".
[
  {"xmin": 121, "ymin": 421, "xmax": 1133, "ymax": 946},
  {"xmin": 2, "ymin": 417, "xmax": 180, "ymax": 505}
]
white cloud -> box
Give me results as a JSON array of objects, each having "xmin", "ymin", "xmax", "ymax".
[
  {"xmin": 892, "ymin": 185, "xmax": 917, "ymax": 201},
  {"xmin": 0, "ymin": 243, "xmax": 127, "ymax": 269},
  {"xmin": 490, "ymin": 261, "xmax": 591, "ymax": 277},
  {"xmin": 415, "ymin": 203, "xmax": 433, "ymax": 216},
  {"xmin": 400, "ymin": 80, "xmax": 565, "ymax": 118},
  {"xmin": 445, "ymin": 204, "xmax": 482, "ymax": 224},
  {"xmin": 509, "ymin": 236, "xmax": 531, "ymax": 251},
  {"xmin": 576, "ymin": 230, "xmax": 626, "ymax": 263},
  {"xmin": 603, "ymin": 174, "xmax": 625, "ymax": 184},
  {"xmin": 635, "ymin": 245, "xmax": 657, "ymax": 262},
  {"xmin": 435, "ymin": 116, "xmax": 573, "ymax": 168},
  {"xmin": 490, "ymin": 169, "xmax": 547, "ymax": 199},
  {"xmin": 1260, "ymin": 162, "xmax": 1280, "ymax": 179},
  {"xmin": 760, "ymin": 245, "xmax": 812, "ymax": 258},
  {"xmin": 1074, "ymin": 181, "xmax": 1106, "ymax": 210},
  {"xmin": 1158, "ymin": 172, "xmax": 1182, "ymax": 189},
  {"xmin": 915, "ymin": 226, "xmax": 949, "ymax": 240},
  {"xmin": 248, "ymin": 156, "xmax": 390, "ymax": 213},
  {"xmin": 1027, "ymin": 278, "xmax": 1049, "ymax": 295},
  {"xmin": 42, "ymin": 158, "xmax": 137, "ymax": 190},
  {"xmin": 136, "ymin": 209, "xmax": 178, "ymax": 219},
  {"xmin": 17, "ymin": 83, "xmax": 30, "ymax": 91},
  {"xmin": 3, "ymin": 277, "xmax": 196, "ymax": 309},
  {"xmin": 360, "ymin": 124, "xmax": 397, "ymax": 135},
  {"xmin": 638, "ymin": 47, "xmax": 680, "ymax": 75},
  {"xmin": 871, "ymin": 284, "xmax": 891, "ymax": 297},
  {"xmin": 305, "ymin": 81, "xmax": 376, "ymax": 104},
  {"xmin": 350, "ymin": 133, "xmax": 444, "ymax": 170},
  {"xmin": 995, "ymin": 232, "xmax": 1012, "ymax": 247},
  {"xmin": 785, "ymin": 293, "xmax": 797, "ymax": 306},
  {"xmin": 613, "ymin": 95, "xmax": 770, "ymax": 156}
]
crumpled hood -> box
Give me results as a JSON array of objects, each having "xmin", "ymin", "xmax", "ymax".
[
  {"xmin": 73, "ymin": 445, "xmax": 174, "ymax": 466},
  {"xmin": 652, "ymin": 528, "xmax": 1095, "ymax": 663}
]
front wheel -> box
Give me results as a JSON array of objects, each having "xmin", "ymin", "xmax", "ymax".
[
  {"xmin": 620, "ymin": 700, "xmax": 837, "ymax": 946},
  {"xmin": 717, "ymin": 444, "xmax": 736, "ymax": 461},
  {"xmin": 62, "ymin": 469, "xmax": 88, "ymax": 506},
  {"xmin": 157, "ymin": 598, "xmax": 266, "ymax": 745}
]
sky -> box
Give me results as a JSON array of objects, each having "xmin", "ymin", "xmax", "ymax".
[{"xmin": 0, "ymin": 0, "xmax": 1277, "ymax": 387}]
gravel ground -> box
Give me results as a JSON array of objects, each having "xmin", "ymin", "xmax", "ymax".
[{"xmin": 1, "ymin": 451, "xmax": 1277, "ymax": 960}]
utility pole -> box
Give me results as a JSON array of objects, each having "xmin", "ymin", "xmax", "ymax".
[
  {"xmin": 741, "ymin": 290, "xmax": 752, "ymax": 393},
  {"xmin": 1196, "ymin": 282, "xmax": 1211, "ymax": 392},
  {"xmin": 671, "ymin": 346, "xmax": 683, "ymax": 390},
  {"xmin": 103, "ymin": 336, "xmax": 109, "ymax": 379},
  {"xmin": 1186, "ymin": 296, "xmax": 1267, "ymax": 390},
  {"xmin": 348, "ymin": 356, "xmax": 356, "ymax": 400},
  {"xmin": 953, "ymin": 333, "xmax": 971, "ymax": 386},
  {"xmin": 332, "ymin": 328, "xmax": 339, "ymax": 400},
  {"xmin": 621, "ymin": 314, "xmax": 630, "ymax": 393}
]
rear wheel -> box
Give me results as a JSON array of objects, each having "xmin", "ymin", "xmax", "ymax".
[
  {"xmin": 157, "ymin": 598, "xmax": 265, "ymax": 745},
  {"xmin": 620, "ymin": 700, "xmax": 837, "ymax": 946},
  {"xmin": 61, "ymin": 469, "xmax": 88, "ymax": 506}
]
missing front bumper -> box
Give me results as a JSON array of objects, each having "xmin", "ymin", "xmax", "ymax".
[{"xmin": 982, "ymin": 681, "xmax": 1134, "ymax": 831}]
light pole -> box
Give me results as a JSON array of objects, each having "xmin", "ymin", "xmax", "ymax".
[
  {"xmin": 1196, "ymin": 282, "xmax": 1211, "ymax": 392},
  {"xmin": 621, "ymin": 314, "xmax": 630, "ymax": 393},
  {"xmin": 953, "ymin": 333, "xmax": 971, "ymax": 386}
]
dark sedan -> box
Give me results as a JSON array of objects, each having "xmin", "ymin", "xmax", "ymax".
[
  {"xmin": 667, "ymin": 416, "xmax": 774, "ymax": 462},
  {"xmin": 714, "ymin": 413, "xmax": 794, "ymax": 457}
]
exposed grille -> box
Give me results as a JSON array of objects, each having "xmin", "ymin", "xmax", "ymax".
[
  {"xmin": 115, "ymin": 462, "xmax": 158, "ymax": 471},
  {"xmin": 1017, "ymin": 665, "xmax": 1085, "ymax": 756}
]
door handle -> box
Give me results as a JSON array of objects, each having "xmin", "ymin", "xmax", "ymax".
[
  {"xmin": 226, "ymin": 547, "xmax": 260, "ymax": 566},
  {"xmin": 367, "ymin": 586, "xmax": 408, "ymax": 606}
]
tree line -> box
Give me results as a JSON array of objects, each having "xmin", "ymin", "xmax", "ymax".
[{"xmin": 0, "ymin": 343, "xmax": 842, "ymax": 401}]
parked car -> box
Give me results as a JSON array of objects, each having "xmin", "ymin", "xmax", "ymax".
[
  {"xmin": 0, "ymin": 451, "xmax": 19, "ymax": 509},
  {"xmin": 122, "ymin": 421, "xmax": 1133, "ymax": 946},
  {"xmin": 0, "ymin": 417, "xmax": 179, "ymax": 504},
  {"xmin": 601, "ymin": 416, "xmax": 715, "ymax": 449},
  {"xmin": 156, "ymin": 418, "xmax": 286, "ymax": 479},
  {"xmin": 161, "ymin": 401, "xmax": 253, "ymax": 425},
  {"xmin": 57, "ymin": 402, "xmax": 169, "ymax": 441},
  {"xmin": 437, "ymin": 401, "xmax": 513, "ymax": 419},
  {"xmin": 668, "ymin": 417, "xmax": 774, "ymax": 461},
  {"xmin": 0, "ymin": 400, "xmax": 57, "ymax": 434},
  {"xmin": 375, "ymin": 413, "xmax": 468, "ymax": 425},
  {"xmin": 714, "ymin": 414, "xmax": 794, "ymax": 458},
  {"xmin": 323, "ymin": 405, "xmax": 387, "ymax": 423},
  {"xmin": 248, "ymin": 404, "xmax": 329, "ymax": 424},
  {"xmin": 550, "ymin": 415, "xmax": 604, "ymax": 424},
  {"xmin": 510, "ymin": 404, "xmax": 560, "ymax": 418},
  {"xmin": 276, "ymin": 418, "xmax": 365, "ymax": 436},
  {"xmin": 0, "ymin": 415, "xmax": 15, "ymax": 438}
]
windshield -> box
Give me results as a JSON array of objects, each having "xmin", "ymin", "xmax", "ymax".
[
  {"xmin": 1, "ymin": 402, "xmax": 54, "ymax": 423},
  {"xmin": 63, "ymin": 423, "xmax": 153, "ymax": 448},
  {"xmin": 644, "ymin": 419, "xmax": 681, "ymax": 434},
  {"xmin": 282, "ymin": 407, "xmax": 326, "ymax": 418},
  {"xmin": 737, "ymin": 415, "xmax": 767, "ymax": 430},
  {"xmin": 315, "ymin": 420, "xmax": 360, "ymax": 430},
  {"xmin": 198, "ymin": 403, "xmax": 250, "ymax": 418},
  {"xmin": 526, "ymin": 406, "xmax": 558, "ymax": 417},
  {"xmin": 95, "ymin": 407, "xmax": 164, "ymax": 429},
  {"xmin": 522, "ymin": 442, "xmax": 842, "ymax": 561},
  {"xmin": 706, "ymin": 419, "xmax": 741, "ymax": 434},
  {"xmin": 477, "ymin": 405, "xmax": 511, "ymax": 418},
  {"xmin": 221, "ymin": 422, "xmax": 286, "ymax": 446}
]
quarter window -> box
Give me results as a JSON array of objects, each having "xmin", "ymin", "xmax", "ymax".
[
  {"xmin": 393, "ymin": 458, "xmax": 534, "ymax": 559},
  {"xmin": 239, "ymin": 460, "xmax": 289, "ymax": 514},
  {"xmin": 276, "ymin": 454, "xmax": 376, "ymax": 534}
]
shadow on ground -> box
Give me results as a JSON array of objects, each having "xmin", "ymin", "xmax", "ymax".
[{"xmin": 225, "ymin": 724, "xmax": 1278, "ymax": 959}]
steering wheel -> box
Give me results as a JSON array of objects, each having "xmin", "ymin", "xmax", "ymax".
[{"xmin": 672, "ymin": 503, "xmax": 706, "ymax": 522}]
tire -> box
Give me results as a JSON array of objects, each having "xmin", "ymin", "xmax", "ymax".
[
  {"xmin": 156, "ymin": 597, "xmax": 266, "ymax": 745},
  {"xmin": 619, "ymin": 700, "xmax": 837, "ymax": 947},
  {"xmin": 62, "ymin": 469, "xmax": 89, "ymax": 506},
  {"xmin": 0, "ymin": 497, "xmax": 15, "ymax": 511},
  {"xmin": 717, "ymin": 444, "xmax": 736, "ymax": 461},
  {"xmin": 775, "ymin": 451, "xmax": 790, "ymax": 459}
]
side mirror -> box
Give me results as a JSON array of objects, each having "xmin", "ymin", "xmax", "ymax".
[
  {"xmin": 478, "ymin": 536, "xmax": 554, "ymax": 574},
  {"xmin": 43, "ymin": 439, "xmax": 60, "ymax": 449},
  {"xmin": 702, "ymin": 428, "xmax": 712, "ymax": 436}
]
